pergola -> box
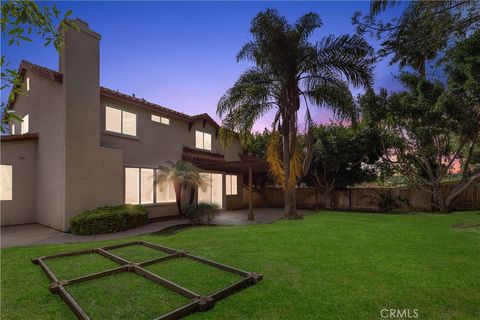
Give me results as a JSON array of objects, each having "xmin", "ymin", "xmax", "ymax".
[{"xmin": 183, "ymin": 148, "xmax": 268, "ymax": 221}]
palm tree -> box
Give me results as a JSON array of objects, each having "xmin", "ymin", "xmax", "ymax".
[
  {"xmin": 157, "ymin": 160, "xmax": 205, "ymax": 216},
  {"xmin": 217, "ymin": 9, "xmax": 373, "ymax": 219}
]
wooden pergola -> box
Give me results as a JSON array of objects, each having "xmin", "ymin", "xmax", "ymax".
[{"xmin": 183, "ymin": 148, "xmax": 268, "ymax": 221}]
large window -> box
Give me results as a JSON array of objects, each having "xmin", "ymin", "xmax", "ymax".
[
  {"xmin": 226, "ymin": 174, "xmax": 238, "ymax": 195},
  {"xmin": 198, "ymin": 173, "xmax": 223, "ymax": 207},
  {"xmin": 195, "ymin": 131, "xmax": 212, "ymax": 150},
  {"xmin": 125, "ymin": 167, "xmax": 175, "ymax": 204},
  {"xmin": 1, "ymin": 165, "xmax": 13, "ymax": 201},
  {"xmin": 106, "ymin": 106, "xmax": 137, "ymax": 136},
  {"xmin": 21, "ymin": 114, "xmax": 29, "ymax": 134}
]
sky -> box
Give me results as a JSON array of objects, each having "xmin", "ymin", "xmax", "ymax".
[{"xmin": 2, "ymin": 1, "xmax": 405, "ymax": 131}]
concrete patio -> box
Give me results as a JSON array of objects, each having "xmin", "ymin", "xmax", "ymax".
[{"xmin": 1, "ymin": 208, "xmax": 314, "ymax": 248}]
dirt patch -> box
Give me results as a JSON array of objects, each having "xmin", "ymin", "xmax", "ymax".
[
  {"xmin": 452, "ymin": 223, "xmax": 480, "ymax": 229},
  {"xmin": 152, "ymin": 224, "xmax": 217, "ymax": 236}
]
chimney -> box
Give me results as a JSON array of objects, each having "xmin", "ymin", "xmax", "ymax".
[{"xmin": 60, "ymin": 18, "xmax": 102, "ymax": 146}]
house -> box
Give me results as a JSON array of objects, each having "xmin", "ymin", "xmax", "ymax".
[{"xmin": 0, "ymin": 19, "xmax": 246, "ymax": 231}]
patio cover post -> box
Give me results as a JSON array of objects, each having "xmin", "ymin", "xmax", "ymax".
[{"xmin": 248, "ymin": 164, "xmax": 254, "ymax": 221}]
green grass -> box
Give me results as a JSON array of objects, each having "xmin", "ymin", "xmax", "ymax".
[
  {"xmin": 109, "ymin": 244, "xmax": 167, "ymax": 262},
  {"xmin": 145, "ymin": 257, "xmax": 243, "ymax": 296},
  {"xmin": 1, "ymin": 211, "xmax": 479, "ymax": 319},
  {"xmin": 45, "ymin": 253, "xmax": 119, "ymax": 280},
  {"xmin": 67, "ymin": 272, "xmax": 189, "ymax": 319}
]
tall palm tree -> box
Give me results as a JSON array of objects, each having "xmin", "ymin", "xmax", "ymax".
[
  {"xmin": 157, "ymin": 160, "xmax": 205, "ymax": 215},
  {"xmin": 217, "ymin": 9, "xmax": 373, "ymax": 219}
]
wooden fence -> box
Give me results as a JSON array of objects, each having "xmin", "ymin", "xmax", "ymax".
[{"xmin": 244, "ymin": 182, "xmax": 480, "ymax": 212}]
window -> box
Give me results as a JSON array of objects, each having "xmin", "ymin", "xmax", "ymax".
[
  {"xmin": 195, "ymin": 131, "xmax": 212, "ymax": 150},
  {"xmin": 1, "ymin": 165, "xmax": 13, "ymax": 201},
  {"xmin": 26, "ymin": 77, "xmax": 30, "ymax": 92},
  {"xmin": 11, "ymin": 124, "xmax": 15, "ymax": 135},
  {"xmin": 226, "ymin": 174, "xmax": 238, "ymax": 195},
  {"xmin": 151, "ymin": 114, "xmax": 170, "ymax": 125},
  {"xmin": 156, "ymin": 175, "xmax": 176, "ymax": 203},
  {"xmin": 125, "ymin": 168, "xmax": 140, "ymax": 204},
  {"xmin": 198, "ymin": 173, "xmax": 223, "ymax": 207},
  {"xmin": 141, "ymin": 169, "xmax": 154, "ymax": 204},
  {"xmin": 125, "ymin": 167, "xmax": 175, "ymax": 204},
  {"xmin": 21, "ymin": 114, "xmax": 29, "ymax": 134},
  {"xmin": 105, "ymin": 106, "xmax": 137, "ymax": 136}
]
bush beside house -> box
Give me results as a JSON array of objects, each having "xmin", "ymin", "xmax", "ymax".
[
  {"xmin": 183, "ymin": 203, "xmax": 219, "ymax": 225},
  {"xmin": 70, "ymin": 205, "xmax": 148, "ymax": 235}
]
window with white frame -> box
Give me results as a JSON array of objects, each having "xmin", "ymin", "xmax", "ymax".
[
  {"xmin": 1, "ymin": 165, "xmax": 13, "ymax": 201},
  {"xmin": 21, "ymin": 114, "xmax": 29, "ymax": 134},
  {"xmin": 11, "ymin": 124, "xmax": 15, "ymax": 135},
  {"xmin": 26, "ymin": 77, "xmax": 30, "ymax": 92},
  {"xmin": 226, "ymin": 174, "xmax": 238, "ymax": 195},
  {"xmin": 124, "ymin": 167, "xmax": 176, "ymax": 204},
  {"xmin": 195, "ymin": 131, "xmax": 212, "ymax": 150},
  {"xmin": 106, "ymin": 106, "xmax": 137, "ymax": 136},
  {"xmin": 151, "ymin": 114, "xmax": 170, "ymax": 125}
]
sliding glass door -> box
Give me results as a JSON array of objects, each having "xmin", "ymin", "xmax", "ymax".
[{"xmin": 198, "ymin": 173, "xmax": 223, "ymax": 208}]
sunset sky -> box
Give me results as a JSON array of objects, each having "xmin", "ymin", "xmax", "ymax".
[{"xmin": 2, "ymin": 1, "xmax": 406, "ymax": 131}]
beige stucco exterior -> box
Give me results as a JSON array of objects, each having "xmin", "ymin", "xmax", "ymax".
[{"xmin": 1, "ymin": 19, "xmax": 244, "ymax": 231}]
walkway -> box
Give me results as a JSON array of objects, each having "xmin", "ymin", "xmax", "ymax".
[{"xmin": 1, "ymin": 208, "xmax": 314, "ymax": 248}]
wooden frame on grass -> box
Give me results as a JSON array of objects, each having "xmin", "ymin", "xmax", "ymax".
[{"xmin": 33, "ymin": 241, "xmax": 262, "ymax": 320}]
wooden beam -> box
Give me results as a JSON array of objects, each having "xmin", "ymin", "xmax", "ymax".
[{"xmin": 248, "ymin": 165, "xmax": 254, "ymax": 221}]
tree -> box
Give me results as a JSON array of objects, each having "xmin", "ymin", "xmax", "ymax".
[
  {"xmin": 360, "ymin": 69, "xmax": 480, "ymax": 212},
  {"xmin": 352, "ymin": 1, "xmax": 480, "ymax": 77},
  {"xmin": 306, "ymin": 123, "xmax": 383, "ymax": 209},
  {"xmin": 1, "ymin": 0, "xmax": 75, "ymax": 132},
  {"xmin": 217, "ymin": 9, "xmax": 373, "ymax": 219},
  {"xmin": 157, "ymin": 160, "xmax": 205, "ymax": 216}
]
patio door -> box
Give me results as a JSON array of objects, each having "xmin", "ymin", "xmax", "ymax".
[{"xmin": 198, "ymin": 173, "xmax": 223, "ymax": 208}]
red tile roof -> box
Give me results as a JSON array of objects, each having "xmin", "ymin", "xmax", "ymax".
[
  {"xmin": 10, "ymin": 60, "xmax": 221, "ymax": 128},
  {"xmin": 1, "ymin": 133, "xmax": 39, "ymax": 142}
]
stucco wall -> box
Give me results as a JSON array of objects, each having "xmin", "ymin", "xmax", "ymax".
[
  {"xmin": 8, "ymin": 70, "xmax": 66, "ymax": 229},
  {"xmin": 1, "ymin": 139, "xmax": 37, "ymax": 226}
]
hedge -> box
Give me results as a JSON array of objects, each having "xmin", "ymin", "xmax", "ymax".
[{"xmin": 70, "ymin": 205, "xmax": 148, "ymax": 235}]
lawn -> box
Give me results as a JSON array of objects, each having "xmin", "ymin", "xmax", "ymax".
[{"xmin": 1, "ymin": 211, "xmax": 479, "ymax": 319}]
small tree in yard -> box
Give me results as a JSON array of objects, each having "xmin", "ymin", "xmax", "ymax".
[
  {"xmin": 306, "ymin": 123, "xmax": 384, "ymax": 209},
  {"xmin": 157, "ymin": 160, "xmax": 205, "ymax": 216}
]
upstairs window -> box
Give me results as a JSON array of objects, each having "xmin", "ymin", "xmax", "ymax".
[
  {"xmin": 195, "ymin": 131, "xmax": 212, "ymax": 150},
  {"xmin": 21, "ymin": 114, "xmax": 29, "ymax": 134},
  {"xmin": 1, "ymin": 165, "xmax": 13, "ymax": 201},
  {"xmin": 106, "ymin": 106, "xmax": 136, "ymax": 136},
  {"xmin": 226, "ymin": 174, "xmax": 238, "ymax": 195},
  {"xmin": 151, "ymin": 114, "xmax": 170, "ymax": 125},
  {"xmin": 26, "ymin": 77, "xmax": 30, "ymax": 92}
]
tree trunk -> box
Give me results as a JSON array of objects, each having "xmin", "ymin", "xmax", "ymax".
[
  {"xmin": 189, "ymin": 187, "xmax": 196, "ymax": 204},
  {"xmin": 282, "ymin": 125, "xmax": 300, "ymax": 219},
  {"xmin": 432, "ymin": 184, "xmax": 449, "ymax": 213},
  {"xmin": 173, "ymin": 182, "xmax": 182, "ymax": 216},
  {"xmin": 324, "ymin": 189, "xmax": 333, "ymax": 210}
]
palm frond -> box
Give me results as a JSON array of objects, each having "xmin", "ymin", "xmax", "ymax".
[{"xmin": 266, "ymin": 131, "xmax": 285, "ymax": 187}]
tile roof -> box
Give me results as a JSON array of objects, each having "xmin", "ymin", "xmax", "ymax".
[
  {"xmin": 10, "ymin": 60, "xmax": 221, "ymax": 128},
  {"xmin": 1, "ymin": 133, "xmax": 39, "ymax": 142}
]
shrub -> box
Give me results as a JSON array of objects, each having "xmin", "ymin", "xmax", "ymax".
[
  {"xmin": 183, "ymin": 202, "xmax": 220, "ymax": 225},
  {"xmin": 70, "ymin": 205, "xmax": 148, "ymax": 235}
]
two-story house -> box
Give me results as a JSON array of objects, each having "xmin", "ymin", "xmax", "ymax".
[{"xmin": 0, "ymin": 19, "xmax": 245, "ymax": 231}]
